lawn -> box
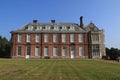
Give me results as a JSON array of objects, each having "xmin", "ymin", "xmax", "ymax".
[{"xmin": 0, "ymin": 59, "xmax": 120, "ymax": 80}]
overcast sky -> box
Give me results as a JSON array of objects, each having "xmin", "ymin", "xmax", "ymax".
[{"xmin": 0, "ymin": 0, "xmax": 120, "ymax": 49}]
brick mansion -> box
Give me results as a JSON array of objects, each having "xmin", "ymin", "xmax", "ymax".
[{"xmin": 10, "ymin": 16, "xmax": 106, "ymax": 59}]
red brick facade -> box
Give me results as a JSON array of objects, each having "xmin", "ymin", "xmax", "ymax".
[{"xmin": 11, "ymin": 33, "xmax": 89, "ymax": 59}]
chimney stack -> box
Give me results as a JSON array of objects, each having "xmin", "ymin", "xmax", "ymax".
[
  {"xmin": 80, "ymin": 16, "xmax": 84, "ymax": 28},
  {"xmin": 51, "ymin": 20, "xmax": 55, "ymax": 24},
  {"xmin": 33, "ymin": 20, "xmax": 38, "ymax": 23}
]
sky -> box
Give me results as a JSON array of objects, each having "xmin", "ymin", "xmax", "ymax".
[{"xmin": 0, "ymin": 0, "xmax": 120, "ymax": 49}]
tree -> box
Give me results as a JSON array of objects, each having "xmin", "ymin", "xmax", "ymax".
[
  {"xmin": 106, "ymin": 47, "xmax": 120, "ymax": 60},
  {"xmin": 0, "ymin": 35, "xmax": 11, "ymax": 58}
]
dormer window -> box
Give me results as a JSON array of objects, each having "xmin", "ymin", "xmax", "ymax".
[
  {"xmin": 62, "ymin": 26, "xmax": 66, "ymax": 30},
  {"xmin": 43, "ymin": 26, "xmax": 50, "ymax": 30},
  {"xmin": 54, "ymin": 25, "xmax": 59, "ymax": 30},
  {"xmin": 69, "ymin": 26, "xmax": 75, "ymax": 30},
  {"xmin": 36, "ymin": 26, "xmax": 40, "ymax": 30},
  {"xmin": 27, "ymin": 25, "xmax": 33, "ymax": 30}
]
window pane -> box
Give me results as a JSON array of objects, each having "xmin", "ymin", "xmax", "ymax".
[
  {"xmin": 44, "ymin": 46, "xmax": 48, "ymax": 56},
  {"xmin": 18, "ymin": 46, "xmax": 22, "ymax": 55},
  {"xmin": 53, "ymin": 34, "xmax": 58, "ymax": 42},
  {"xmin": 44, "ymin": 34, "xmax": 49, "ymax": 42},
  {"xmin": 18, "ymin": 34, "xmax": 22, "ymax": 42},
  {"xmin": 70, "ymin": 34, "xmax": 74, "ymax": 42},
  {"xmin": 36, "ymin": 34, "xmax": 40, "ymax": 42},
  {"xmin": 35, "ymin": 46, "xmax": 40, "ymax": 56},
  {"xmin": 62, "ymin": 34, "xmax": 66, "ymax": 42},
  {"xmin": 79, "ymin": 47, "xmax": 84, "ymax": 56},
  {"xmin": 92, "ymin": 34, "xmax": 99, "ymax": 41},
  {"xmin": 26, "ymin": 34, "xmax": 31, "ymax": 42},
  {"xmin": 79, "ymin": 34, "xmax": 83, "ymax": 42},
  {"xmin": 92, "ymin": 44, "xmax": 100, "ymax": 56},
  {"xmin": 53, "ymin": 46, "xmax": 58, "ymax": 56},
  {"xmin": 62, "ymin": 46, "xmax": 66, "ymax": 56},
  {"xmin": 26, "ymin": 46, "xmax": 31, "ymax": 55}
]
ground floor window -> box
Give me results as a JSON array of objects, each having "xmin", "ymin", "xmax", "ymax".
[
  {"xmin": 53, "ymin": 46, "xmax": 58, "ymax": 56},
  {"xmin": 26, "ymin": 46, "xmax": 31, "ymax": 55},
  {"xmin": 92, "ymin": 44, "xmax": 100, "ymax": 56},
  {"xmin": 79, "ymin": 47, "xmax": 84, "ymax": 56},
  {"xmin": 18, "ymin": 46, "xmax": 22, "ymax": 56},
  {"xmin": 62, "ymin": 46, "xmax": 66, "ymax": 56},
  {"xmin": 44, "ymin": 46, "xmax": 49, "ymax": 56},
  {"xmin": 35, "ymin": 46, "xmax": 40, "ymax": 56}
]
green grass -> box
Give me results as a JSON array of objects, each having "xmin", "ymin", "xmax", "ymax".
[{"xmin": 0, "ymin": 59, "xmax": 120, "ymax": 80}]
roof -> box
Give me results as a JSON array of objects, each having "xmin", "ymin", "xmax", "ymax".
[{"xmin": 10, "ymin": 22, "xmax": 87, "ymax": 33}]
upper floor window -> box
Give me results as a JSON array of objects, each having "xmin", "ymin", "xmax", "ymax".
[
  {"xmin": 44, "ymin": 34, "xmax": 49, "ymax": 42},
  {"xmin": 26, "ymin": 34, "xmax": 31, "ymax": 42},
  {"xmin": 92, "ymin": 34, "xmax": 99, "ymax": 41},
  {"xmin": 18, "ymin": 34, "xmax": 22, "ymax": 42},
  {"xmin": 36, "ymin": 34, "xmax": 40, "ymax": 42},
  {"xmin": 79, "ymin": 34, "xmax": 83, "ymax": 42},
  {"xmin": 53, "ymin": 34, "xmax": 58, "ymax": 42},
  {"xmin": 62, "ymin": 34, "xmax": 66, "ymax": 42},
  {"xmin": 70, "ymin": 34, "xmax": 74, "ymax": 42},
  {"xmin": 27, "ymin": 25, "xmax": 33, "ymax": 30}
]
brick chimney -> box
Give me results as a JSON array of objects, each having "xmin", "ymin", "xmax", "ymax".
[
  {"xmin": 80, "ymin": 16, "xmax": 84, "ymax": 28},
  {"xmin": 33, "ymin": 20, "xmax": 38, "ymax": 23},
  {"xmin": 51, "ymin": 20, "xmax": 55, "ymax": 24}
]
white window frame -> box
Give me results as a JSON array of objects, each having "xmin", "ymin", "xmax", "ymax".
[
  {"xmin": 79, "ymin": 34, "xmax": 83, "ymax": 42},
  {"xmin": 18, "ymin": 34, "xmax": 22, "ymax": 42},
  {"xmin": 79, "ymin": 47, "xmax": 84, "ymax": 56},
  {"xmin": 62, "ymin": 34, "xmax": 66, "ymax": 42},
  {"xmin": 35, "ymin": 46, "xmax": 40, "ymax": 56},
  {"xmin": 53, "ymin": 46, "xmax": 58, "ymax": 56},
  {"xmin": 44, "ymin": 46, "xmax": 49, "ymax": 56},
  {"xmin": 26, "ymin": 34, "xmax": 31, "ymax": 42},
  {"xmin": 70, "ymin": 34, "xmax": 74, "ymax": 42},
  {"xmin": 36, "ymin": 34, "xmax": 40, "ymax": 42},
  {"xmin": 44, "ymin": 34, "xmax": 49, "ymax": 42},
  {"xmin": 53, "ymin": 34, "xmax": 58, "ymax": 42},
  {"xmin": 62, "ymin": 46, "xmax": 66, "ymax": 56}
]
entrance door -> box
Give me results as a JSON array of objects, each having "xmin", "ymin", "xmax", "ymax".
[{"xmin": 70, "ymin": 46, "xmax": 75, "ymax": 59}]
